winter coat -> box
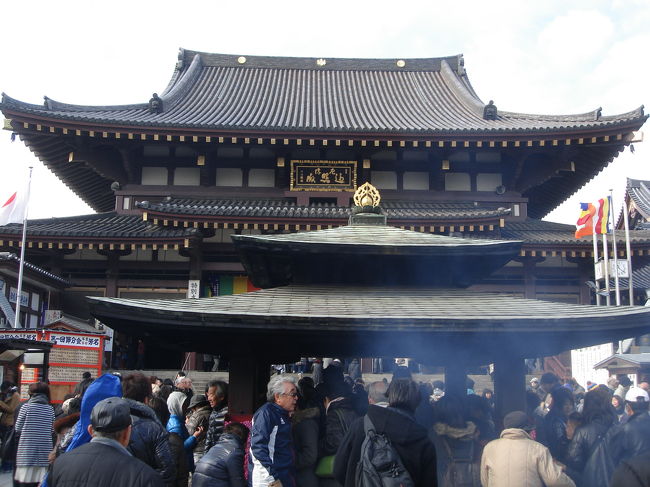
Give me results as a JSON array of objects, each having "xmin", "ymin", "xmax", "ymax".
[
  {"xmin": 193, "ymin": 433, "xmax": 246, "ymax": 487},
  {"xmin": 565, "ymin": 415, "xmax": 612, "ymax": 481},
  {"xmin": 15, "ymin": 393, "xmax": 54, "ymax": 467},
  {"xmin": 169, "ymin": 429, "xmax": 190, "ymax": 487},
  {"xmin": 125, "ymin": 397, "xmax": 176, "ymax": 485},
  {"xmin": 73, "ymin": 377, "xmax": 94, "ymax": 398},
  {"xmin": 431, "ymin": 420, "xmax": 480, "ymax": 487},
  {"xmin": 292, "ymin": 407, "xmax": 320, "ymax": 487},
  {"xmin": 205, "ymin": 404, "xmax": 229, "ymax": 453},
  {"xmin": 319, "ymin": 397, "xmax": 358, "ymax": 457},
  {"xmin": 248, "ymin": 401, "xmax": 295, "ymax": 487},
  {"xmin": 187, "ymin": 404, "xmax": 212, "ymax": 455},
  {"xmin": 611, "ymin": 450, "xmax": 650, "ymax": 487},
  {"xmin": 66, "ymin": 374, "xmax": 123, "ymax": 452},
  {"xmin": 480, "ymin": 428, "xmax": 575, "ymax": 487},
  {"xmin": 607, "ymin": 411, "xmax": 650, "ymax": 468},
  {"xmin": 0, "ymin": 391, "xmax": 20, "ymax": 427},
  {"xmin": 50, "ymin": 438, "xmax": 164, "ymax": 487},
  {"xmin": 540, "ymin": 409, "xmax": 570, "ymax": 462},
  {"xmin": 333, "ymin": 405, "xmax": 437, "ymax": 487}
]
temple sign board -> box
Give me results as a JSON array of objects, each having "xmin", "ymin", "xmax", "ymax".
[
  {"xmin": 595, "ymin": 260, "xmax": 629, "ymax": 280},
  {"xmin": 290, "ymin": 160, "xmax": 357, "ymax": 191}
]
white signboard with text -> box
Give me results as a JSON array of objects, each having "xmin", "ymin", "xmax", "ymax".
[{"xmin": 571, "ymin": 343, "xmax": 614, "ymax": 389}]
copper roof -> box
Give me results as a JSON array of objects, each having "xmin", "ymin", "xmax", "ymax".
[
  {"xmin": 628, "ymin": 178, "xmax": 650, "ymax": 221},
  {"xmin": 2, "ymin": 50, "xmax": 645, "ymax": 135},
  {"xmin": 89, "ymin": 285, "xmax": 650, "ymax": 360}
]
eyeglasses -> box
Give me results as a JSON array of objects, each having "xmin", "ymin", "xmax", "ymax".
[{"xmin": 281, "ymin": 391, "xmax": 298, "ymax": 397}]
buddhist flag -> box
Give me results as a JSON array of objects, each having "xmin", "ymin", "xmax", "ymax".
[
  {"xmin": 575, "ymin": 202, "xmax": 596, "ymax": 239},
  {"xmin": 594, "ymin": 197, "xmax": 611, "ymax": 235},
  {"xmin": 0, "ymin": 190, "xmax": 27, "ymax": 226}
]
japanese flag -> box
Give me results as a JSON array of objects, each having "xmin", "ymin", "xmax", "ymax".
[{"xmin": 0, "ymin": 190, "xmax": 27, "ymax": 226}]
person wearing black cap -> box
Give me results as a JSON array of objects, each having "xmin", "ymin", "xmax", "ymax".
[
  {"xmin": 480, "ymin": 410, "xmax": 575, "ymax": 487},
  {"xmin": 50, "ymin": 397, "xmax": 164, "ymax": 487}
]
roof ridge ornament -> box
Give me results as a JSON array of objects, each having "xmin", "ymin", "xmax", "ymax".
[
  {"xmin": 353, "ymin": 182, "xmax": 381, "ymax": 208},
  {"xmin": 149, "ymin": 93, "xmax": 163, "ymax": 114},
  {"xmin": 350, "ymin": 182, "xmax": 385, "ymax": 225},
  {"xmin": 483, "ymin": 100, "xmax": 497, "ymax": 120}
]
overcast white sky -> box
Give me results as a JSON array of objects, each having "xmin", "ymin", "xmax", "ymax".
[{"xmin": 1, "ymin": 0, "xmax": 648, "ymax": 224}]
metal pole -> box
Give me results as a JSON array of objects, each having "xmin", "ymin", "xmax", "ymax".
[
  {"xmin": 603, "ymin": 233, "xmax": 611, "ymax": 306},
  {"xmin": 592, "ymin": 218, "xmax": 601, "ymax": 305},
  {"xmin": 14, "ymin": 167, "xmax": 33, "ymax": 328},
  {"xmin": 622, "ymin": 195, "xmax": 634, "ymax": 305},
  {"xmin": 609, "ymin": 192, "xmax": 621, "ymax": 305}
]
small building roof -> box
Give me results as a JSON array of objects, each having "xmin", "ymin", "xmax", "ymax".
[
  {"xmin": 89, "ymin": 285, "xmax": 650, "ymax": 363},
  {"xmin": 594, "ymin": 353, "xmax": 650, "ymax": 370},
  {"xmin": 43, "ymin": 314, "xmax": 105, "ymax": 334},
  {"xmin": 2, "ymin": 51, "xmax": 644, "ymax": 136}
]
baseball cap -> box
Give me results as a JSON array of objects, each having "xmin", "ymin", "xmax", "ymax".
[
  {"xmin": 91, "ymin": 397, "xmax": 132, "ymax": 433},
  {"xmin": 625, "ymin": 386, "xmax": 650, "ymax": 403},
  {"xmin": 503, "ymin": 411, "xmax": 533, "ymax": 431}
]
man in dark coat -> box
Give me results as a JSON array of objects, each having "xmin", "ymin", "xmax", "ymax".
[
  {"xmin": 334, "ymin": 379, "xmax": 437, "ymax": 487},
  {"xmin": 605, "ymin": 387, "xmax": 650, "ymax": 473},
  {"xmin": 50, "ymin": 397, "xmax": 164, "ymax": 487},
  {"xmin": 193, "ymin": 422, "xmax": 248, "ymax": 487},
  {"xmin": 205, "ymin": 380, "xmax": 229, "ymax": 453},
  {"xmin": 122, "ymin": 372, "xmax": 176, "ymax": 485}
]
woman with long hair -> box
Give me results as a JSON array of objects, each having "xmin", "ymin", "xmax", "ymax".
[
  {"xmin": 15, "ymin": 382, "xmax": 54, "ymax": 487},
  {"xmin": 566, "ymin": 386, "xmax": 616, "ymax": 486},
  {"xmin": 539, "ymin": 386, "xmax": 574, "ymax": 463}
]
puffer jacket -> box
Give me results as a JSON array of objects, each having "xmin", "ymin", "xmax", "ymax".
[
  {"xmin": 193, "ymin": 433, "xmax": 246, "ymax": 487},
  {"xmin": 480, "ymin": 428, "xmax": 575, "ymax": 487},
  {"xmin": 205, "ymin": 404, "xmax": 229, "ymax": 453},
  {"xmin": 292, "ymin": 407, "xmax": 320, "ymax": 487},
  {"xmin": 319, "ymin": 396, "xmax": 358, "ymax": 456},
  {"xmin": 565, "ymin": 415, "xmax": 612, "ymax": 482},
  {"xmin": 334, "ymin": 405, "xmax": 437, "ymax": 487},
  {"xmin": 125, "ymin": 397, "xmax": 176, "ymax": 485},
  {"xmin": 187, "ymin": 404, "xmax": 211, "ymax": 455}
]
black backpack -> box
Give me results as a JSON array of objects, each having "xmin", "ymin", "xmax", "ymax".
[{"xmin": 355, "ymin": 414, "xmax": 415, "ymax": 487}]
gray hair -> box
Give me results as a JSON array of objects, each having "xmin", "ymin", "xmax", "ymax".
[
  {"xmin": 266, "ymin": 375, "xmax": 297, "ymax": 402},
  {"xmin": 367, "ymin": 381, "xmax": 389, "ymax": 404}
]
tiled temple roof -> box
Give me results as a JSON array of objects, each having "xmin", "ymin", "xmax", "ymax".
[
  {"xmin": 0, "ymin": 252, "xmax": 71, "ymax": 286},
  {"xmin": 2, "ymin": 51, "xmax": 645, "ymax": 135},
  {"xmin": 502, "ymin": 219, "xmax": 650, "ymax": 246},
  {"xmin": 136, "ymin": 198, "xmax": 510, "ymax": 222},
  {"xmin": 0, "ymin": 212, "xmax": 197, "ymax": 241},
  {"xmin": 628, "ymin": 179, "xmax": 650, "ymax": 222}
]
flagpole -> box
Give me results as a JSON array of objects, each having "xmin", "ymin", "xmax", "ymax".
[
  {"xmin": 609, "ymin": 192, "xmax": 621, "ymax": 306},
  {"xmin": 622, "ymin": 194, "xmax": 634, "ymax": 305},
  {"xmin": 14, "ymin": 167, "xmax": 33, "ymax": 329},
  {"xmin": 602, "ymin": 233, "xmax": 611, "ymax": 306},
  {"xmin": 592, "ymin": 219, "xmax": 601, "ymax": 306}
]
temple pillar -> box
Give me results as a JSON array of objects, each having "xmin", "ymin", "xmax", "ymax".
[
  {"xmin": 445, "ymin": 363, "xmax": 467, "ymax": 397},
  {"xmin": 494, "ymin": 356, "xmax": 526, "ymax": 421},
  {"xmin": 229, "ymin": 356, "xmax": 270, "ymax": 416},
  {"xmin": 105, "ymin": 253, "xmax": 119, "ymax": 298}
]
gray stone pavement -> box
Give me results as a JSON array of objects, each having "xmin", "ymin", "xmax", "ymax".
[{"xmin": 0, "ymin": 471, "xmax": 11, "ymax": 487}]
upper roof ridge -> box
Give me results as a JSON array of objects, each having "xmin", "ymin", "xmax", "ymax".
[{"xmin": 177, "ymin": 49, "xmax": 464, "ymax": 72}]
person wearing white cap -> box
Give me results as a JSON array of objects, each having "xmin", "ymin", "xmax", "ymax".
[{"xmin": 601, "ymin": 386, "xmax": 650, "ymax": 484}]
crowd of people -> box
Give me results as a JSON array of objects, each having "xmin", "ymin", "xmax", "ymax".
[{"xmin": 0, "ymin": 365, "xmax": 649, "ymax": 486}]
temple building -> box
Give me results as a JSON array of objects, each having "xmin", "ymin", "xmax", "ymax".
[{"xmin": 0, "ymin": 49, "xmax": 648, "ymax": 374}]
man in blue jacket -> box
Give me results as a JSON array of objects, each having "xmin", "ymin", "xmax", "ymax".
[{"xmin": 248, "ymin": 375, "xmax": 297, "ymax": 487}]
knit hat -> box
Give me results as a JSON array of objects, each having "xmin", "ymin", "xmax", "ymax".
[{"xmin": 503, "ymin": 411, "xmax": 533, "ymax": 431}]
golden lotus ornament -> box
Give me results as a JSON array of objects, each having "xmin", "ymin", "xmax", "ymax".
[{"xmin": 354, "ymin": 182, "xmax": 381, "ymax": 208}]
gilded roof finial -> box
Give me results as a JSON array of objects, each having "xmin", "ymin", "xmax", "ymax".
[{"xmin": 354, "ymin": 182, "xmax": 381, "ymax": 208}]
